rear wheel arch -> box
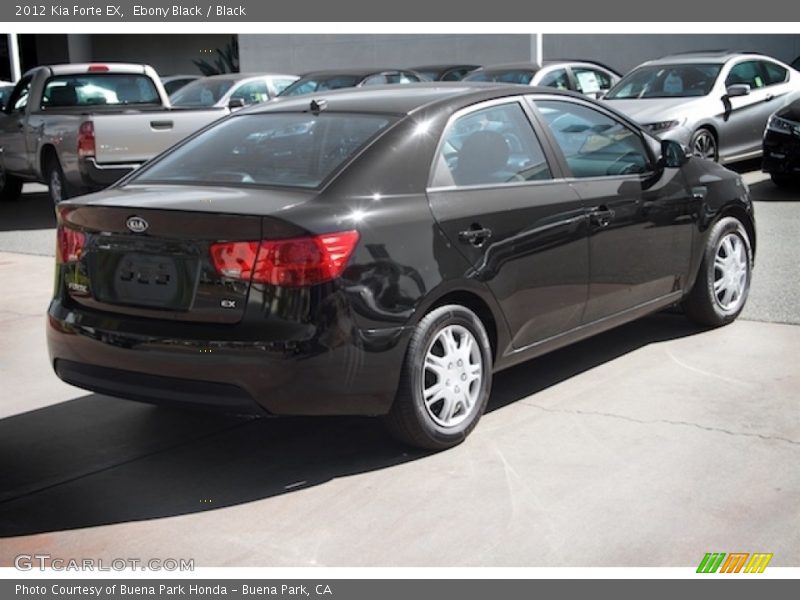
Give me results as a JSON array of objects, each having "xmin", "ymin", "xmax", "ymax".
[{"xmin": 416, "ymin": 289, "xmax": 502, "ymax": 366}]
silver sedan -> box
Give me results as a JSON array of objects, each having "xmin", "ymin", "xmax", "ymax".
[{"xmin": 603, "ymin": 51, "xmax": 800, "ymax": 164}]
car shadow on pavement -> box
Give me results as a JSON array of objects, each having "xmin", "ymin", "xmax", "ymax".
[
  {"xmin": 0, "ymin": 189, "xmax": 56, "ymax": 232},
  {"xmin": 0, "ymin": 313, "xmax": 703, "ymax": 538},
  {"xmin": 748, "ymin": 178, "xmax": 800, "ymax": 202}
]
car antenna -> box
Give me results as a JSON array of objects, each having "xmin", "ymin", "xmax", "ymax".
[{"xmin": 310, "ymin": 99, "xmax": 328, "ymax": 114}]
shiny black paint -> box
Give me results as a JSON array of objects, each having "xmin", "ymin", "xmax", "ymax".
[
  {"xmin": 762, "ymin": 99, "xmax": 800, "ymax": 177},
  {"xmin": 48, "ymin": 84, "xmax": 755, "ymax": 417}
]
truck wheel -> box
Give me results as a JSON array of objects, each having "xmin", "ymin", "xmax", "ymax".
[
  {"xmin": 0, "ymin": 165, "xmax": 23, "ymax": 202},
  {"xmin": 383, "ymin": 304, "xmax": 492, "ymax": 450},
  {"xmin": 683, "ymin": 216, "xmax": 753, "ymax": 327},
  {"xmin": 45, "ymin": 157, "xmax": 70, "ymax": 205}
]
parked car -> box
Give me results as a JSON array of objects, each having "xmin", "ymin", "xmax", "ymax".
[
  {"xmin": 464, "ymin": 61, "xmax": 621, "ymax": 98},
  {"xmin": 278, "ymin": 69, "xmax": 424, "ymax": 96},
  {"xmin": 762, "ymin": 98, "xmax": 800, "ymax": 186},
  {"xmin": 603, "ymin": 51, "xmax": 800, "ymax": 163},
  {"xmin": 160, "ymin": 74, "xmax": 199, "ymax": 96},
  {"xmin": 169, "ymin": 73, "xmax": 298, "ymax": 109},
  {"xmin": 47, "ymin": 83, "xmax": 755, "ymax": 450},
  {"xmin": 0, "ymin": 80, "xmax": 15, "ymax": 110},
  {"xmin": 0, "ymin": 63, "xmax": 236, "ymax": 204},
  {"xmin": 411, "ymin": 64, "xmax": 480, "ymax": 81}
]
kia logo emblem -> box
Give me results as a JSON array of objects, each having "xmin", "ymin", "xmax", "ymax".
[{"xmin": 126, "ymin": 216, "xmax": 149, "ymax": 233}]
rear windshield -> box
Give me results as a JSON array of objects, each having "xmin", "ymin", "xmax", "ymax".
[
  {"xmin": 41, "ymin": 74, "xmax": 160, "ymax": 108},
  {"xmin": 133, "ymin": 112, "xmax": 396, "ymax": 189},
  {"xmin": 169, "ymin": 78, "xmax": 235, "ymax": 106},
  {"xmin": 280, "ymin": 76, "xmax": 362, "ymax": 97},
  {"xmin": 465, "ymin": 70, "xmax": 537, "ymax": 84},
  {"xmin": 606, "ymin": 64, "xmax": 722, "ymax": 99}
]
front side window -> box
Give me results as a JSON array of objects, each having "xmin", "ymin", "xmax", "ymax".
[
  {"xmin": 606, "ymin": 63, "xmax": 722, "ymax": 99},
  {"xmin": 535, "ymin": 99, "xmax": 651, "ymax": 178},
  {"xmin": 432, "ymin": 102, "xmax": 552, "ymax": 188},
  {"xmin": 362, "ymin": 74, "xmax": 387, "ymax": 86},
  {"xmin": 41, "ymin": 74, "xmax": 160, "ymax": 108},
  {"xmin": 279, "ymin": 76, "xmax": 361, "ymax": 96},
  {"xmin": 5, "ymin": 76, "xmax": 31, "ymax": 113},
  {"xmin": 230, "ymin": 80, "xmax": 269, "ymax": 105},
  {"xmin": 170, "ymin": 78, "xmax": 234, "ymax": 107},
  {"xmin": 574, "ymin": 68, "xmax": 613, "ymax": 94},
  {"xmin": 134, "ymin": 112, "xmax": 395, "ymax": 189}
]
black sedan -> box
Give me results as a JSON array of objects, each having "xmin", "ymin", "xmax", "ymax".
[
  {"xmin": 47, "ymin": 84, "xmax": 756, "ymax": 450},
  {"xmin": 763, "ymin": 98, "xmax": 800, "ymax": 186}
]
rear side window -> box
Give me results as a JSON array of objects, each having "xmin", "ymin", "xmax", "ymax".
[
  {"xmin": 538, "ymin": 68, "xmax": 570, "ymax": 91},
  {"xmin": 762, "ymin": 61, "xmax": 788, "ymax": 85},
  {"xmin": 432, "ymin": 102, "xmax": 552, "ymax": 188},
  {"xmin": 41, "ymin": 74, "xmax": 160, "ymax": 108},
  {"xmin": 535, "ymin": 99, "xmax": 651, "ymax": 178},
  {"xmin": 134, "ymin": 112, "xmax": 395, "ymax": 189}
]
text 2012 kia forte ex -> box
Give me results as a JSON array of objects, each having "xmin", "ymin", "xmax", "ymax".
[{"xmin": 47, "ymin": 84, "xmax": 756, "ymax": 450}]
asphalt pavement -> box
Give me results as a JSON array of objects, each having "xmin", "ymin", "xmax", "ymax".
[{"xmin": 0, "ymin": 170, "xmax": 798, "ymax": 567}]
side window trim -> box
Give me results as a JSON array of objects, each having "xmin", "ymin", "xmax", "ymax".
[
  {"xmin": 5, "ymin": 75, "xmax": 33, "ymax": 114},
  {"xmin": 525, "ymin": 94, "xmax": 657, "ymax": 180},
  {"xmin": 426, "ymin": 97, "xmax": 559, "ymax": 190}
]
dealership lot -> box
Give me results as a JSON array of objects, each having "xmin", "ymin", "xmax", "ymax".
[{"xmin": 0, "ymin": 168, "xmax": 798, "ymax": 567}]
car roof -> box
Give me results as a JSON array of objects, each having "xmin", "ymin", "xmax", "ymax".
[
  {"xmin": 411, "ymin": 64, "xmax": 481, "ymax": 71},
  {"xmin": 644, "ymin": 51, "xmax": 769, "ymax": 65},
  {"xmin": 472, "ymin": 62, "xmax": 540, "ymax": 73},
  {"xmin": 297, "ymin": 68, "xmax": 412, "ymax": 79},
  {"xmin": 198, "ymin": 73, "xmax": 297, "ymax": 82},
  {"xmin": 542, "ymin": 59, "xmax": 621, "ymax": 75},
  {"xmin": 246, "ymin": 81, "xmax": 577, "ymax": 116}
]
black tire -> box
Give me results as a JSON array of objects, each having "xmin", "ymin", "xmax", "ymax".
[
  {"xmin": 770, "ymin": 173, "xmax": 796, "ymax": 188},
  {"xmin": 45, "ymin": 156, "xmax": 70, "ymax": 205},
  {"xmin": 0, "ymin": 164, "xmax": 23, "ymax": 202},
  {"xmin": 690, "ymin": 128, "xmax": 718, "ymax": 162},
  {"xmin": 383, "ymin": 304, "xmax": 493, "ymax": 450},
  {"xmin": 683, "ymin": 216, "xmax": 753, "ymax": 327}
]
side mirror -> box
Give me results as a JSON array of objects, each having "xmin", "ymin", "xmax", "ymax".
[
  {"xmin": 725, "ymin": 84, "xmax": 751, "ymax": 98},
  {"xmin": 228, "ymin": 97, "xmax": 246, "ymax": 109},
  {"xmin": 661, "ymin": 139, "xmax": 691, "ymax": 168}
]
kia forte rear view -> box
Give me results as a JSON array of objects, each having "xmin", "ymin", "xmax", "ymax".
[{"xmin": 48, "ymin": 84, "xmax": 755, "ymax": 449}]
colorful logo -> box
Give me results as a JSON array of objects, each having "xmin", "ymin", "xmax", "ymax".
[{"xmin": 697, "ymin": 552, "xmax": 773, "ymax": 573}]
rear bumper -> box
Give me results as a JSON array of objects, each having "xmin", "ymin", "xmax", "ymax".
[{"xmin": 47, "ymin": 300, "xmax": 411, "ymax": 417}]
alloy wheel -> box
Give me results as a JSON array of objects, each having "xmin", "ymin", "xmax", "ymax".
[
  {"xmin": 713, "ymin": 232, "xmax": 749, "ymax": 312},
  {"xmin": 421, "ymin": 324, "xmax": 483, "ymax": 428},
  {"xmin": 692, "ymin": 130, "xmax": 717, "ymax": 161}
]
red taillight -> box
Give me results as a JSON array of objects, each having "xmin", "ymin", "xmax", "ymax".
[
  {"xmin": 87, "ymin": 64, "xmax": 109, "ymax": 72},
  {"xmin": 56, "ymin": 226, "xmax": 86, "ymax": 264},
  {"xmin": 77, "ymin": 121, "xmax": 95, "ymax": 159},
  {"xmin": 210, "ymin": 230, "xmax": 359, "ymax": 288}
]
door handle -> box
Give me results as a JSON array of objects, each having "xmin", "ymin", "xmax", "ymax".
[
  {"xmin": 765, "ymin": 94, "xmax": 775, "ymax": 102},
  {"xmin": 588, "ymin": 206, "xmax": 615, "ymax": 228},
  {"xmin": 458, "ymin": 226, "xmax": 492, "ymax": 246},
  {"xmin": 150, "ymin": 120, "xmax": 174, "ymax": 130}
]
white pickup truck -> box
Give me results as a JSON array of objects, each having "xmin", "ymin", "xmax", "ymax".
[{"xmin": 0, "ymin": 63, "xmax": 231, "ymax": 204}]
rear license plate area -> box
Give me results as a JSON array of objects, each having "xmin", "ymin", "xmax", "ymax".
[{"xmin": 91, "ymin": 252, "xmax": 198, "ymax": 310}]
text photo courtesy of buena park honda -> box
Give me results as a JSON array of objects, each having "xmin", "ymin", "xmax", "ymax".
[{"xmin": 0, "ymin": 32, "xmax": 798, "ymax": 568}]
